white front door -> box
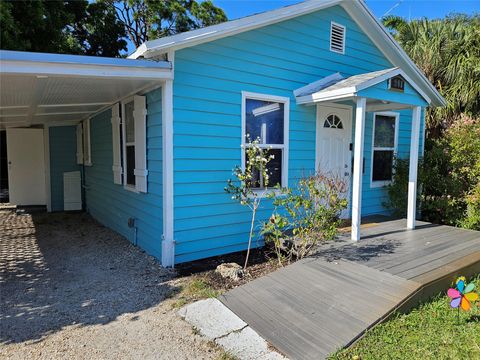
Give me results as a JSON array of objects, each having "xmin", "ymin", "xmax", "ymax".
[
  {"xmin": 6, "ymin": 128, "xmax": 46, "ymax": 206},
  {"xmin": 316, "ymin": 104, "xmax": 353, "ymax": 218}
]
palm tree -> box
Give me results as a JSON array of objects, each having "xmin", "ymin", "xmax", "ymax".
[{"xmin": 383, "ymin": 14, "xmax": 480, "ymax": 137}]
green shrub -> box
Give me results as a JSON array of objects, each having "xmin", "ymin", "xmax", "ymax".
[
  {"xmin": 261, "ymin": 172, "xmax": 347, "ymax": 265},
  {"xmin": 385, "ymin": 117, "xmax": 480, "ymax": 227},
  {"xmin": 461, "ymin": 182, "xmax": 480, "ymax": 230}
]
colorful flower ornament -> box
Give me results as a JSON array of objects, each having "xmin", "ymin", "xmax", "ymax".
[{"xmin": 447, "ymin": 276, "xmax": 478, "ymax": 311}]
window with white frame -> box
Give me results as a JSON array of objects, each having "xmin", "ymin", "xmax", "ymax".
[
  {"xmin": 122, "ymin": 99, "xmax": 136, "ymax": 187},
  {"xmin": 371, "ymin": 113, "xmax": 398, "ymax": 186},
  {"xmin": 76, "ymin": 119, "xmax": 91, "ymax": 166},
  {"xmin": 242, "ymin": 92, "xmax": 289, "ymax": 190},
  {"xmin": 112, "ymin": 95, "xmax": 148, "ymax": 193}
]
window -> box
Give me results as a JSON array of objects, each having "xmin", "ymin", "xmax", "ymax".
[
  {"xmin": 122, "ymin": 100, "xmax": 136, "ymax": 187},
  {"xmin": 330, "ymin": 22, "xmax": 346, "ymax": 54},
  {"xmin": 242, "ymin": 92, "xmax": 289, "ymax": 190},
  {"xmin": 323, "ymin": 114, "xmax": 343, "ymax": 129},
  {"xmin": 371, "ymin": 113, "xmax": 398, "ymax": 187},
  {"xmin": 389, "ymin": 75, "xmax": 405, "ymax": 92},
  {"xmin": 76, "ymin": 119, "xmax": 91, "ymax": 166},
  {"xmin": 115, "ymin": 96, "xmax": 148, "ymax": 193}
]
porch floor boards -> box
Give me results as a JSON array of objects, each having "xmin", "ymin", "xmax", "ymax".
[{"xmin": 219, "ymin": 219, "xmax": 480, "ymax": 360}]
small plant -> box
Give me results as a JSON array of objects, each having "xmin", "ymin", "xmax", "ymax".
[
  {"xmin": 262, "ymin": 172, "xmax": 347, "ymax": 265},
  {"xmin": 225, "ymin": 137, "xmax": 274, "ymax": 269}
]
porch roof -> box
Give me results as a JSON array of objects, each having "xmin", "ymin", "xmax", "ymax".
[
  {"xmin": 0, "ymin": 50, "xmax": 172, "ymax": 129},
  {"xmin": 294, "ymin": 67, "xmax": 431, "ymax": 108}
]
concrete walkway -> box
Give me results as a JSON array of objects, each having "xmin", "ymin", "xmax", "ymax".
[{"xmin": 178, "ymin": 298, "xmax": 286, "ymax": 360}]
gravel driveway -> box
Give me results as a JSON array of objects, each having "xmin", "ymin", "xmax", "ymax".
[{"xmin": 0, "ymin": 211, "xmax": 221, "ymax": 359}]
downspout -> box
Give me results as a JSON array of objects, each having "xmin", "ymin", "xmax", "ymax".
[{"xmin": 161, "ymin": 50, "xmax": 175, "ymax": 268}]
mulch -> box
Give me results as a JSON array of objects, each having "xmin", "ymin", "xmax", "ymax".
[{"xmin": 176, "ymin": 247, "xmax": 282, "ymax": 291}]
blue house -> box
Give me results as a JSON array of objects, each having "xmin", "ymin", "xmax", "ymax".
[{"xmin": 0, "ymin": 0, "xmax": 445, "ymax": 267}]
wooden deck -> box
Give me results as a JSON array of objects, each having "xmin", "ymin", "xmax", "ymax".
[{"xmin": 219, "ymin": 219, "xmax": 480, "ymax": 359}]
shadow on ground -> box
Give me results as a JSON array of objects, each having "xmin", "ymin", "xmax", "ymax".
[{"xmin": 0, "ymin": 211, "xmax": 178, "ymax": 344}]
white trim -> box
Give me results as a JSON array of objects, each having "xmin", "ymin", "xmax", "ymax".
[
  {"xmin": 162, "ymin": 79, "xmax": 175, "ymax": 268},
  {"xmin": 407, "ymin": 106, "xmax": 421, "ymax": 229},
  {"xmin": 121, "ymin": 97, "xmax": 138, "ymax": 192},
  {"xmin": 293, "ymin": 72, "xmax": 344, "ymax": 98},
  {"xmin": 347, "ymin": 1, "xmax": 446, "ymax": 107},
  {"xmin": 129, "ymin": 0, "xmax": 339, "ymax": 59},
  {"xmin": 366, "ymin": 102, "xmax": 411, "ymax": 112},
  {"xmin": 128, "ymin": 0, "xmax": 444, "ymax": 107},
  {"xmin": 351, "ymin": 97, "xmax": 366, "ymax": 241},
  {"xmin": 330, "ymin": 21, "xmax": 346, "ymax": 54},
  {"xmin": 295, "ymin": 68, "xmax": 432, "ymax": 106},
  {"xmin": 1, "ymin": 50, "xmax": 172, "ymax": 80},
  {"xmin": 82, "ymin": 118, "xmax": 92, "ymax": 166},
  {"xmin": 44, "ymin": 125, "xmax": 51, "ymax": 212},
  {"xmin": 370, "ymin": 112, "xmax": 399, "ymax": 188},
  {"xmin": 241, "ymin": 91, "xmax": 290, "ymax": 192}
]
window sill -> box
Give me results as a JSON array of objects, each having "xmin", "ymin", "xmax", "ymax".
[
  {"xmin": 124, "ymin": 185, "xmax": 140, "ymax": 193},
  {"xmin": 248, "ymin": 188, "xmax": 284, "ymax": 199},
  {"xmin": 370, "ymin": 180, "xmax": 392, "ymax": 188}
]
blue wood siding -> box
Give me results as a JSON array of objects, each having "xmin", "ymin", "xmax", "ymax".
[
  {"xmin": 84, "ymin": 88, "xmax": 163, "ymax": 259},
  {"xmin": 171, "ymin": 5, "xmax": 413, "ymax": 263},
  {"xmin": 49, "ymin": 125, "xmax": 81, "ymax": 212}
]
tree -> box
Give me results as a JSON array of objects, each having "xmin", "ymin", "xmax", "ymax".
[
  {"xmin": 105, "ymin": 0, "xmax": 227, "ymax": 48},
  {"xmin": 382, "ymin": 14, "xmax": 480, "ymax": 136},
  {"xmin": 0, "ymin": 1, "xmax": 127, "ymax": 57}
]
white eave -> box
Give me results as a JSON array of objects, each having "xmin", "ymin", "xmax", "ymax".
[
  {"xmin": 1, "ymin": 50, "xmax": 172, "ymax": 80},
  {"xmin": 294, "ymin": 67, "xmax": 432, "ymax": 105},
  {"xmin": 0, "ymin": 50, "xmax": 172, "ymax": 128},
  {"xmin": 129, "ymin": 0, "xmax": 445, "ymax": 107}
]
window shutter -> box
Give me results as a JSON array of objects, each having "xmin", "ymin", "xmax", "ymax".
[
  {"xmin": 83, "ymin": 119, "xmax": 92, "ymax": 166},
  {"xmin": 111, "ymin": 103, "xmax": 122, "ymax": 184},
  {"xmin": 76, "ymin": 123, "xmax": 84, "ymax": 164},
  {"xmin": 133, "ymin": 95, "xmax": 148, "ymax": 193}
]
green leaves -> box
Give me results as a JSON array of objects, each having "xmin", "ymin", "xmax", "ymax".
[
  {"xmin": 382, "ymin": 14, "xmax": 480, "ymax": 135},
  {"xmin": 262, "ymin": 172, "xmax": 347, "ymax": 265}
]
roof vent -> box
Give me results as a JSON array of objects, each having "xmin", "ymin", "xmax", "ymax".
[{"xmin": 330, "ymin": 22, "xmax": 345, "ymax": 54}]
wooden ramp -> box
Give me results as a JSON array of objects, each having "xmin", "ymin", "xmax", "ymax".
[{"xmin": 219, "ymin": 220, "xmax": 480, "ymax": 359}]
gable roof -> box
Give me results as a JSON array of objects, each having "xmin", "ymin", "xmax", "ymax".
[
  {"xmin": 129, "ymin": 0, "xmax": 445, "ymax": 107},
  {"xmin": 294, "ymin": 67, "xmax": 430, "ymax": 104}
]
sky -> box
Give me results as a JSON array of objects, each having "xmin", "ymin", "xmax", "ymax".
[{"xmin": 214, "ymin": 0, "xmax": 479, "ymax": 21}]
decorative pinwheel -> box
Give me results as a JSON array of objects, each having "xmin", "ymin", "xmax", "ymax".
[{"xmin": 447, "ymin": 276, "xmax": 478, "ymax": 322}]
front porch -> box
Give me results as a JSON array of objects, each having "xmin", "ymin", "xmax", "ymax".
[
  {"xmin": 295, "ymin": 67, "xmax": 430, "ymax": 242},
  {"xmin": 220, "ymin": 218, "xmax": 480, "ymax": 359}
]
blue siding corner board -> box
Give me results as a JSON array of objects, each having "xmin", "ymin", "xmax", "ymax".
[
  {"xmin": 171, "ymin": 5, "xmax": 427, "ymax": 263},
  {"xmin": 49, "ymin": 125, "xmax": 81, "ymax": 212},
  {"xmin": 84, "ymin": 88, "xmax": 163, "ymax": 259}
]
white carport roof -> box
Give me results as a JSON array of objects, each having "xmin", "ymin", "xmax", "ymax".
[{"xmin": 0, "ymin": 50, "xmax": 172, "ymax": 129}]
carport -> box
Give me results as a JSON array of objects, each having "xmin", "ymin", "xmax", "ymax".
[{"xmin": 0, "ymin": 50, "xmax": 172, "ymax": 211}]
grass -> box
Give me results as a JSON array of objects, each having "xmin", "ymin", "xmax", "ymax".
[
  {"xmin": 172, "ymin": 277, "xmax": 220, "ymax": 308},
  {"xmin": 330, "ymin": 276, "xmax": 480, "ymax": 360}
]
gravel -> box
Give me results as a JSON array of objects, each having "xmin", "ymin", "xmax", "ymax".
[{"xmin": 0, "ymin": 211, "xmax": 221, "ymax": 360}]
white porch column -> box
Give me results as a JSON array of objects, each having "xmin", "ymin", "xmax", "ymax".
[
  {"xmin": 407, "ymin": 106, "xmax": 421, "ymax": 229},
  {"xmin": 351, "ymin": 97, "xmax": 366, "ymax": 241}
]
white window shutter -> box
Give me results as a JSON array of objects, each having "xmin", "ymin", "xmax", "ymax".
[
  {"xmin": 111, "ymin": 103, "xmax": 122, "ymax": 184},
  {"xmin": 133, "ymin": 95, "xmax": 148, "ymax": 193},
  {"xmin": 83, "ymin": 119, "xmax": 92, "ymax": 166},
  {"xmin": 76, "ymin": 123, "xmax": 84, "ymax": 164}
]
